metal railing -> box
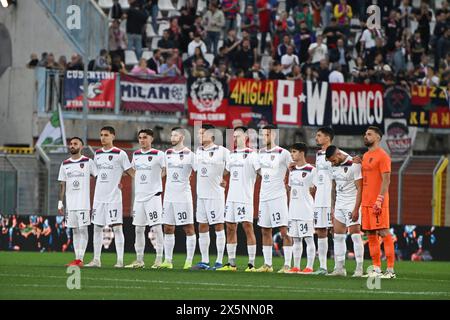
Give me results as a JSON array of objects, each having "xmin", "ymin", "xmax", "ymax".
[{"xmin": 432, "ymin": 156, "xmax": 449, "ymax": 226}]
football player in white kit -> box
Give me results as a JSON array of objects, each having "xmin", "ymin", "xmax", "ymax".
[
  {"xmin": 160, "ymin": 127, "xmax": 197, "ymax": 270},
  {"xmin": 326, "ymin": 145, "xmax": 365, "ymax": 277},
  {"xmin": 58, "ymin": 137, "xmax": 97, "ymax": 267},
  {"xmin": 85, "ymin": 127, "xmax": 134, "ymax": 268},
  {"xmin": 286, "ymin": 143, "xmax": 317, "ymax": 274},
  {"xmin": 192, "ymin": 124, "xmax": 230, "ymax": 270},
  {"xmin": 312, "ymin": 127, "xmax": 335, "ymax": 275},
  {"xmin": 256, "ymin": 125, "xmax": 292, "ymax": 273},
  {"xmin": 216, "ymin": 127, "xmax": 260, "ymax": 272},
  {"xmin": 125, "ymin": 129, "xmax": 165, "ymax": 269}
]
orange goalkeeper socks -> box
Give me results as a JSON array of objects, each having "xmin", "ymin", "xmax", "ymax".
[
  {"xmin": 383, "ymin": 233, "xmax": 395, "ymax": 269},
  {"xmin": 368, "ymin": 234, "xmax": 381, "ymax": 268}
]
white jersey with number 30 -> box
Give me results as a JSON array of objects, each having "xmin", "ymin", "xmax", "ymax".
[{"xmin": 164, "ymin": 148, "xmax": 195, "ymax": 203}]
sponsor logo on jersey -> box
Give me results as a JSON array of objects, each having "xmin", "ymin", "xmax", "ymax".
[
  {"xmin": 293, "ymin": 189, "xmax": 298, "ymax": 196},
  {"xmin": 141, "ymin": 174, "xmax": 147, "ymax": 181},
  {"xmin": 233, "ymin": 171, "xmax": 238, "ymax": 178},
  {"xmin": 101, "ymin": 173, "xmax": 108, "ymax": 180},
  {"xmin": 264, "ymin": 173, "xmax": 270, "ymax": 180},
  {"xmin": 172, "ymin": 172, "xmax": 179, "ymax": 180},
  {"xmin": 73, "ymin": 180, "xmax": 80, "ymax": 188},
  {"xmin": 201, "ymin": 167, "xmax": 208, "ymax": 175}
]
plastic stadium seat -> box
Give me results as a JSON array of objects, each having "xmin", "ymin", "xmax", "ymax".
[
  {"xmin": 151, "ymin": 37, "xmax": 162, "ymax": 49},
  {"xmin": 142, "ymin": 50, "xmax": 154, "ymax": 61},
  {"xmin": 261, "ymin": 55, "xmax": 272, "ymax": 71},
  {"xmin": 119, "ymin": 0, "xmax": 130, "ymax": 10},
  {"xmin": 99, "ymin": 0, "xmax": 113, "ymax": 9},
  {"xmin": 177, "ymin": 0, "xmax": 186, "ymax": 10},
  {"xmin": 204, "ymin": 53, "xmax": 214, "ymax": 66},
  {"xmin": 158, "ymin": 22, "xmax": 170, "ymax": 36},
  {"xmin": 125, "ymin": 50, "xmax": 139, "ymax": 66},
  {"xmin": 158, "ymin": 0, "xmax": 176, "ymax": 11},
  {"xmin": 146, "ymin": 24, "xmax": 156, "ymax": 37},
  {"xmin": 196, "ymin": 0, "xmax": 207, "ymax": 14}
]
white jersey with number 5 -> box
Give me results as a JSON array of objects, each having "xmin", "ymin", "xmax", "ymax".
[
  {"xmin": 164, "ymin": 148, "xmax": 195, "ymax": 203},
  {"xmin": 314, "ymin": 150, "xmax": 333, "ymax": 207},
  {"xmin": 132, "ymin": 149, "xmax": 165, "ymax": 202},
  {"xmin": 226, "ymin": 148, "xmax": 260, "ymax": 204},
  {"xmin": 330, "ymin": 155, "xmax": 362, "ymax": 210},
  {"xmin": 58, "ymin": 156, "xmax": 97, "ymax": 211},
  {"xmin": 93, "ymin": 147, "xmax": 132, "ymax": 203},
  {"xmin": 195, "ymin": 145, "xmax": 230, "ymax": 200},
  {"xmin": 288, "ymin": 164, "xmax": 316, "ymax": 220},
  {"xmin": 258, "ymin": 146, "xmax": 291, "ymax": 201}
]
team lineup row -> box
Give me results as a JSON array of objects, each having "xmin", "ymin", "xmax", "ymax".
[{"xmin": 58, "ymin": 124, "xmax": 396, "ymax": 278}]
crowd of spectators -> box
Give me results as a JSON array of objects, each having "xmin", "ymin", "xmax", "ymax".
[{"xmin": 27, "ymin": 0, "xmax": 450, "ymax": 88}]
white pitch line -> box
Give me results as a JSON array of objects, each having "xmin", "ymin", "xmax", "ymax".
[{"xmin": 0, "ymin": 273, "xmax": 449, "ymax": 297}]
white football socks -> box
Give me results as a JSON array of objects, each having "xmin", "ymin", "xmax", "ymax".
[
  {"xmin": 78, "ymin": 226, "xmax": 88, "ymax": 262},
  {"xmin": 318, "ymin": 237, "xmax": 328, "ymax": 270},
  {"xmin": 135, "ymin": 226, "xmax": 146, "ymax": 263},
  {"xmin": 351, "ymin": 233, "xmax": 364, "ymax": 270},
  {"xmin": 164, "ymin": 233, "xmax": 175, "ymax": 263},
  {"xmin": 334, "ymin": 233, "xmax": 347, "ymax": 270},
  {"xmin": 247, "ymin": 244, "xmax": 256, "ymax": 266},
  {"xmin": 262, "ymin": 245, "xmax": 272, "ymax": 266},
  {"xmin": 152, "ymin": 224, "xmax": 164, "ymax": 264},
  {"xmin": 305, "ymin": 236, "xmax": 316, "ymax": 270},
  {"xmin": 283, "ymin": 245, "xmax": 293, "ymax": 268},
  {"xmin": 113, "ymin": 225, "xmax": 125, "ymax": 264},
  {"xmin": 226, "ymin": 243, "xmax": 237, "ymax": 266},
  {"xmin": 198, "ymin": 232, "xmax": 210, "ymax": 264},
  {"xmin": 72, "ymin": 228, "xmax": 80, "ymax": 260},
  {"xmin": 186, "ymin": 234, "xmax": 196, "ymax": 264},
  {"xmin": 293, "ymin": 238, "xmax": 303, "ymax": 269},
  {"xmin": 93, "ymin": 225, "xmax": 103, "ymax": 261},
  {"xmin": 215, "ymin": 230, "xmax": 226, "ymax": 264}
]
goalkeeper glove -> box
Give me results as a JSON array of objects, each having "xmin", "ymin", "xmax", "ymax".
[{"xmin": 373, "ymin": 195, "xmax": 384, "ymax": 215}]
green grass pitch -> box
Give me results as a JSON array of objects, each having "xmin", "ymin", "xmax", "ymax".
[{"xmin": 0, "ymin": 252, "xmax": 449, "ymax": 300}]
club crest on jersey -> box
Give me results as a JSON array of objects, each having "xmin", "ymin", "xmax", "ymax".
[
  {"xmin": 302, "ymin": 172, "xmax": 307, "ymax": 178},
  {"xmin": 209, "ymin": 151, "xmax": 214, "ymax": 158},
  {"xmin": 369, "ymin": 157, "xmax": 374, "ymax": 163},
  {"xmin": 148, "ymin": 156, "xmax": 153, "ymax": 162},
  {"xmin": 80, "ymin": 163, "xmax": 84, "ymax": 169},
  {"xmin": 243, "ymin": 154, "xmax": 248, "ymax": 159},
  {"xmin": 179, "ymin": 154, "xmax": 184, "ymax": 160},
  {"xmin": 344, "ymin": 167, "xmax": 348, "ymax": 173},
  {"xmin": 108, "ymin": 155, "xmax": 113, "ymax": 161}
]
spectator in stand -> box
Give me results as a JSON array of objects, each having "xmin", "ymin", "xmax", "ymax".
[
  {"xmin": 245, "ymin": 62, "xmax": 266, "ymax": 80},
  {"xmin": 311, "ymin": 0, "xmax": 322, "ymax": 28},
  {"xmin": 212, "ymin": 47, "xmax": 230, "ymax": 69},
  {"xmin": 268, "ymin": 61, "xmax": 287, "ymax": 79},
  {"xmin": 329, "ymin": 62, "xmax": 345, "ymax": 83},
  {"xmin": 37, "ymin": 52, "xmax": 48, "ymax": 67},
  {"xmin": 222, "ymin": 0, "xmax": 240, "ymax": 33},
  {"xmin": 213, "ymin": 62, "xmax": 232, "ymax": 83},
  {"xmin": 179, "ymin": 6, "xmax": 196, "ymax": 53},
  {"xmin": 125, "ymin": 0, "xmax": 148, "ymax": 60},
  {"xmin": 58, "ymin": 56, "xmax": 68, "ymax": 70},
  {"xmin": 204, "ymin": 1, "xmax": 225, "ymax": 56},
  {"xmin": 27, "ymin": 53, "xmax": 39, "ymax": 68},
  {"xmin": 168, "ymin": 17, "xmax": 182, "ymax": 49},
  {"xmin": 144, "ymin": 0, "xmax": 159, "ymax": 35},
  {"xmin": 192, "ymin": 15, "xmax": 207, "ymax": 40},
  {"xmin": 384, "ymin": 9, "xmax": 402, "ymax": 53},
  {"xmin": 410, "ymin": 30, "xmax": 426, "ymax": 67},
  {"xmin": 286, "ymin": 64, "xmax": 302, "ymax": 80},
  {"xmin": 224, "ymin": 29, "xmax": 241, "ymax": 62},
  {"xmin": 160, "ymin": 55, "xmax": 182, "ymax": 77},
  {"xmin": 331, "ymin": 38, "xmax": 350, "ymax": 77},
  {"xmin": 303, "ymin": 65, "xmax": 317, "ymax": 81},
  {"xmin": 158, "ymin": 30, "xmax": 176, "ymax": 60},
  {"xmin": 172, "ymin": 48, "xmax": 184, "ymax": 76},
  {"xmin": 415, "ymin": 2, "xmax": 432, "ymax": 54},
  {"xmin": 392, "ymin": 40, "xmax": 406, "ymax": 75},
  {"xmin": 188, "ymin": 33, "xmax": 207, "ymax": 57},
  {"xmin": 234, "ymin": 39, "xmax": 256, "ymax": 72},
  {"xmin": 94, "ymin": 49, "xmax": 111, "ymax": 71},
  {"xmin": 277, "ymin": 34, "xmax": 291, "ymax": 61},
  {"xmin": 276, "ymin": 10, "xmax": 296, "ymax": 34},
  {"xmin": 317, "ymin": 58, "xmax": 330, "ymax": 82},
  {"xmin": 281, "ymin": 45, "xmax": 299, "ymax": 75},
  {"xmin": 297, "ymin": 22, "xmax": 312, "ymax": 63},
  {"xmin": 308, "ymin": 33, "xmax": 328, "ymax": 66},
  {"xmin": 398, "ymin": 0, "xmax": 413, "ymax": 30},
  {"xmin": 111, "ymin": 0, "xmax": 123, "ymax": 20},
  {"xmin": 333, "ymin": 0, "xmax": 352, "ymax": 38},
  {"xmin": 147, "ymin": 49, "xmax": 162, "ymax": 74},
  {"xmin": 257, "ymin": 0, "xmax": 271, "ymax": 54},
  {"xmin": 67, "ymin": 54, "xmax": 84, "ymax": 71},
  {"xmin": 109, "ymin": 19, "xmax": 128, "ymax": 63},
  {"xmin": 360, "ymin": 24, "xmax": 381, "ymax": 67},
  {"xmin": 323, "ymin": 17, "xmax": 343, "ymax": 50},
  {"xmin": 241, "ymin": 5, "xmax": 260, "ymax": 44},
  {"xmin": 293, "ymin": 1, "xmax": 314, "ymax": 33},
  {"xmin": 421, "ymin": 66, "xmax": 440, "ymax": 87},
  {"xmin": 184, "ymin": 46, "xmax": 210, "ymax": 72},
  {"xmin": 190, "ymin": 57, "xmax": 210, "ymax": 78},
  {"xmin": 45, "ymin": 53, "xmax": 62, "ymax": 70},
  {"xmin": 434, "ymin": 11, "xmax": 449, "ymax": 71},
  {"xmin": 111, "ymin": 55, "xmax": 127, "ymax": 74},
  {"xmin": 131, "ymin": 58, "xmax": 156, "ymax": 76},
  {"xmin": 286, "ymin": 0, "xmax": 297, "ymax": 15}
]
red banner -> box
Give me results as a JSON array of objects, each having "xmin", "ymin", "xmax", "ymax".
[
  {"xmin": 187, "ymin": 77, "xmax": 228, "ymax": 126},
  {"xmin": 273, "ymin": 80, "xmax": 303, "ymax": 126},
  {"xmin": 120, "ymin": 75, "xmax": 186, "ymax": 112},
  {"xmin": 64, "ymin": 71, "xmax": 116, "ymax": 109},
  {"xmin": 409, "ymin": 85, "xmax": 450, "ymax": 129}
]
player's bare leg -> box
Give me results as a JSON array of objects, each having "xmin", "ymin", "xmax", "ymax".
[
  {"xmin": 183, "ymin": 224, "xmax": 196, "ymax": 269},
  {"xmin": 328, "ymin": 220, "xmax": 347, "ymax": 276},
  {"xmin": 243, "ymin": 222, "xmax": 257, "ymax": 271},
  {"xmin": 348, "ymin": 225, "xmax": 364, "ymax": 277},
  {"xmin": 213, "ymin": 223, "xmax": 226, "ymax": 269},
  {"xmin": 378, "ymin": 228, "xmax": 396, "ymax": 279},
  {"xmin": 278, "ymin": 226, "xmax": 293, "ymax": 273},
  {"xmin": 314, "ymin": 228, "xmax": 329, "ymax": 275},
  {"xmin": 256, "ymin": 227, "xmax": 274, "ymax": 272}
]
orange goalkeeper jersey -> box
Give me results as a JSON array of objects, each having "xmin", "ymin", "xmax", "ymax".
[{"xmin": 361, "ymin": 147, "xmax": 391, "ymax": 207}]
